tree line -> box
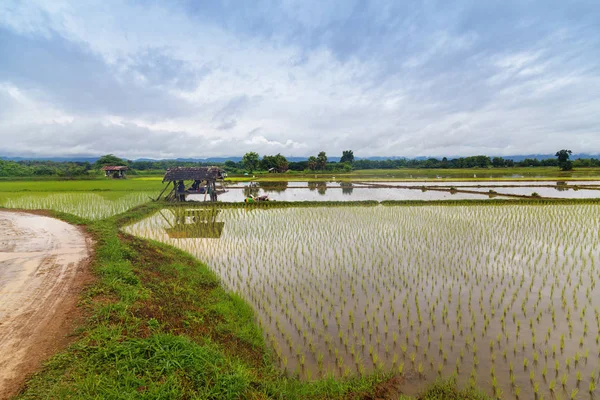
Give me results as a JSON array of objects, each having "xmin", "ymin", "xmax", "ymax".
[
  {"xmin": 0, "ymin": 149, "xmax": 589, "ymax": 177},
  {"xmin": 0, "ymin": 159, "xmax": 93, "ymax": 177},
  {"xmin": 236, "ymin": 149, "xmax": 584, "ymax": 172}
]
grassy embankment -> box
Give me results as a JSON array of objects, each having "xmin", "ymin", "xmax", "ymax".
[{"xmin": 12, "ymin": 202, "xmax": 491, "ymax": 399}]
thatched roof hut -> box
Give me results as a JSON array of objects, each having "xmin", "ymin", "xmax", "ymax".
[
  {"xmin": 162, "ymin": 167, "xmax": 225, "ymax": 183},
  {"xmin": 157, "ymin": 166, "xmax": 226, "ymax": 202},
  {"xmin": 100, "ymin": 165, "xmax": 128, "ymax": 178}
]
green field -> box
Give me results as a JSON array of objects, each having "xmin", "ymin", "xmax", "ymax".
[
  {"xmin": 2, "ymin": 167, "xmax": 600, "ymax": 190},
  {"xmin": 2, "ymin": 174, "xmax": 600, "ymax": 399},
  {"xmin": 0, "ymin": 178, "xmax": 162, "ymax": 192}
]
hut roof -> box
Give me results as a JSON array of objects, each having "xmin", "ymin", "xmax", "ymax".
[
  {"xmin": 101, "ymin": 165, "xmax": 128, "ymax": 171},
  {"xmin": 162, "ymin": 166, "xmax": 224, "ymax": 182}
]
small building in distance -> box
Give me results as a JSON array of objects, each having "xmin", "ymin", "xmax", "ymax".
[{"xmin": 101, "ymin": 165, "xmax": 128, "ymax": 178}]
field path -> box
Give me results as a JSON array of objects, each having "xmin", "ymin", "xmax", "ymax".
[{"xmin": 0, "ymin": 210, "xmax": 92, "ymax": 399}]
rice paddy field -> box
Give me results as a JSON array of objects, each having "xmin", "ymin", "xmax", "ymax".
[
  {"xmin": 0, "ymin": 192, "xmax": 154, "ymax": 219},
  {"xmin": 0, "ymin": 179, "xmax": 159, "ymax": 219},
  {"xmin": 126, "ymin": 204, "xmax": 600, "ymax": 399},
  {"xmin": 3, "ymin": 175, "xmax": 600, "ymax": 398},
  {"xmin": 218, "ymin": 181, "xmax": 600, "ymax": 202}
]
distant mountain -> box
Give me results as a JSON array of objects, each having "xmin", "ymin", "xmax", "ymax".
[
  {"xmin": 501, "ymin": 153, "xmax": 598, "ymax": 161},
  {"xmin": 355, "ymin": 156, "xmax": 406, "ymax": 161},
  {"xmin": 407, "ymin": 153, "xmax": 598, "ymax": 161},
  {"xmin": 133, "ymin": 156, "xmax": 313, "ymax": 163},
  {"xmin": 2, "ymin": 153, "xmax": 598, "ymax": 163},
  {"xmin": 502, "ymin": 154, "xmax": 557, "ymax": 161}
]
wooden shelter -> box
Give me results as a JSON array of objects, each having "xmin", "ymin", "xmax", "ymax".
[
  {"xmin": 101, "ymin": 165, "xmax": 128, "ymax": 178},
  {"xmin": 160, "ymin": 208, "xmax": 224, "ymax": 238},
  {"xmin": 157, "ymin": 166, "xmax": 226, "ymax": 202}
]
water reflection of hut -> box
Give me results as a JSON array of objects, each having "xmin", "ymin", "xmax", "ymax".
[
  {"xmin": 161, "ymin": 208, "xmax": 224, "ymax": 238},
  {"xmin": 157, "ymin": 167, "xmax": 226, "ymax": 202}
]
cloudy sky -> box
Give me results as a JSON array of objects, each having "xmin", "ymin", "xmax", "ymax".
[{"xmin": 0, "ymin": 0, "xmax": 599, "ymax": 159}]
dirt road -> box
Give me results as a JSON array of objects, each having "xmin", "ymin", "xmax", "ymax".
[{"xmin": 0, "ymin": 211, "xmax": 92, "ymax": 399}]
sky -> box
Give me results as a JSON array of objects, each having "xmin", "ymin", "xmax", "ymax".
[{"xmin": 0, "ymin": 0, "xmax": 599, "ymax": 159}]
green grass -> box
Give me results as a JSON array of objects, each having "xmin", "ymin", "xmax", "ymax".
[
  {"xmin": 14, "ymin": 204, "xmax": 394, "ymax": 399},
  {"xmin": 0, "ymin": 178, "xmax": 163, "ymax": 192}
]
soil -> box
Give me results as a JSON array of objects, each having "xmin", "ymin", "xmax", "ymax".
[
  {"xmin": 0, "ymin": 210, "xmax": 93, "ymax": 399},
  {"xmin": 351, "ymin": 375, "xmax": 404, "ymax": 400}
]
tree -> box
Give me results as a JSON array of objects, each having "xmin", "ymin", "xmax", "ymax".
[
  {"xmin": 555, "ymin": 149, "xmax": 573, "ymax": 171},
  {"xmin": 242, "ymin": 152, "xmax": 260, "ymax": 173},
  {"xmin": 492, "ymin": 157, "xmax": 505, "ymax": 168},
  {"xmin": 340, "ymin": 150, "xmax": 354, "ymax": 164},
  {"xmin": 223, "ymin": 160, "xmax": 239, "ymax": 171},
  {"xmin": 273, "ymin": 153, "xmax": 289, "ymax": 173},
  {"xmin": 95, "ymin": 154, "xmax": 128, "ymax": 168},
  {"xmin": 260, "ymin": 153, "xmax": 288, "ymax": 172},
  {"xmin": 316, "ymin": 151, "xmax": 328, "ymax": 170},
  {"xmin": 307, "ymin": 156, "xmax": 317, "ymax": 171}
]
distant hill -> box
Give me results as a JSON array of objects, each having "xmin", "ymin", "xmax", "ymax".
[
  {"xmin": 134, "ymin": 156, "xmax": 314, "ymax": 163},
  {"xmin": 2, "ymin": 153, "xmax": 598, "ymax": 163}
]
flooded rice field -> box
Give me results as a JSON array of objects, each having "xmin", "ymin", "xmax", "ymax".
[
  {"xmin": 208, "ymin": 181, "xmax": 600, "ymax": 202},
  {"xmin": 0, "ymin": 192, "xmax": 154, "ymax": 219},
  {"xmin": 125, "ymin": 204, "xmax": 600, "ymax": 399}
]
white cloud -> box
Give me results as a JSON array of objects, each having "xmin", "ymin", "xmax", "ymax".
[{"xmin": 0, "ymin": 0, "xmax": 598, "ymax": 158}]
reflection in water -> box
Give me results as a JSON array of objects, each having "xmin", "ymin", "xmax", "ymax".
[
  {"xmin": 213, "ymin": 180, "xmax": 600, "ymax": 202},
  {"xmin": 259, "ymin": 182, "xmax": 288, "ymax": 193},
  {"xmin": 555, "ymin": 181, "xmax": 568, "ymax": 191},
  {"xmin": 340, "ymin": 182, "xmax": 353, "ymax": 195},
  {"xmin": 316, "ymin": 182, "xmax": 327, "ymax": 195},
  {"xmin": 487, "ymin": 189, "xmax": 499, "ymax": 199},
  {"xmin": 243, "ymin": 183, "xmax": 260, "ymax": 198},
  {"xmin": 162, "ymin": 208, "xmax": 224, "ymax": 238},
  {"xmin": 307, "ymin": 181, "xmax": 328, "ymax": 194}
]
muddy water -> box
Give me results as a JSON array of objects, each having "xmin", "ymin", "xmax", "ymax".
[
  {"xmin": 125, "ymin": 205, "xmax": 600, "ymax": 399},
  {"xmin": 0, "ymin": 211, "xmax": 90, "ymax": 398}
]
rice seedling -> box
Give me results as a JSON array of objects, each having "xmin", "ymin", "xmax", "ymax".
[
  {"xmin": 125, "ymin": 203, "xmax": 600, "ymax": 399},
  {"xmin": 0, "ymin": 191, "xmax": 153, "ymax": 219}
]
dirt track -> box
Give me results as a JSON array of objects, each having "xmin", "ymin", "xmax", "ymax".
[{"xmin": 0, "ymin": 211, "xmax": 92, "ymax": 399}]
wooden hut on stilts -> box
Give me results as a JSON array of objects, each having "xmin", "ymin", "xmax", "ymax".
[{"xmin": 156, "ymin": 167, "xmax": 226, "ymax": 202}]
